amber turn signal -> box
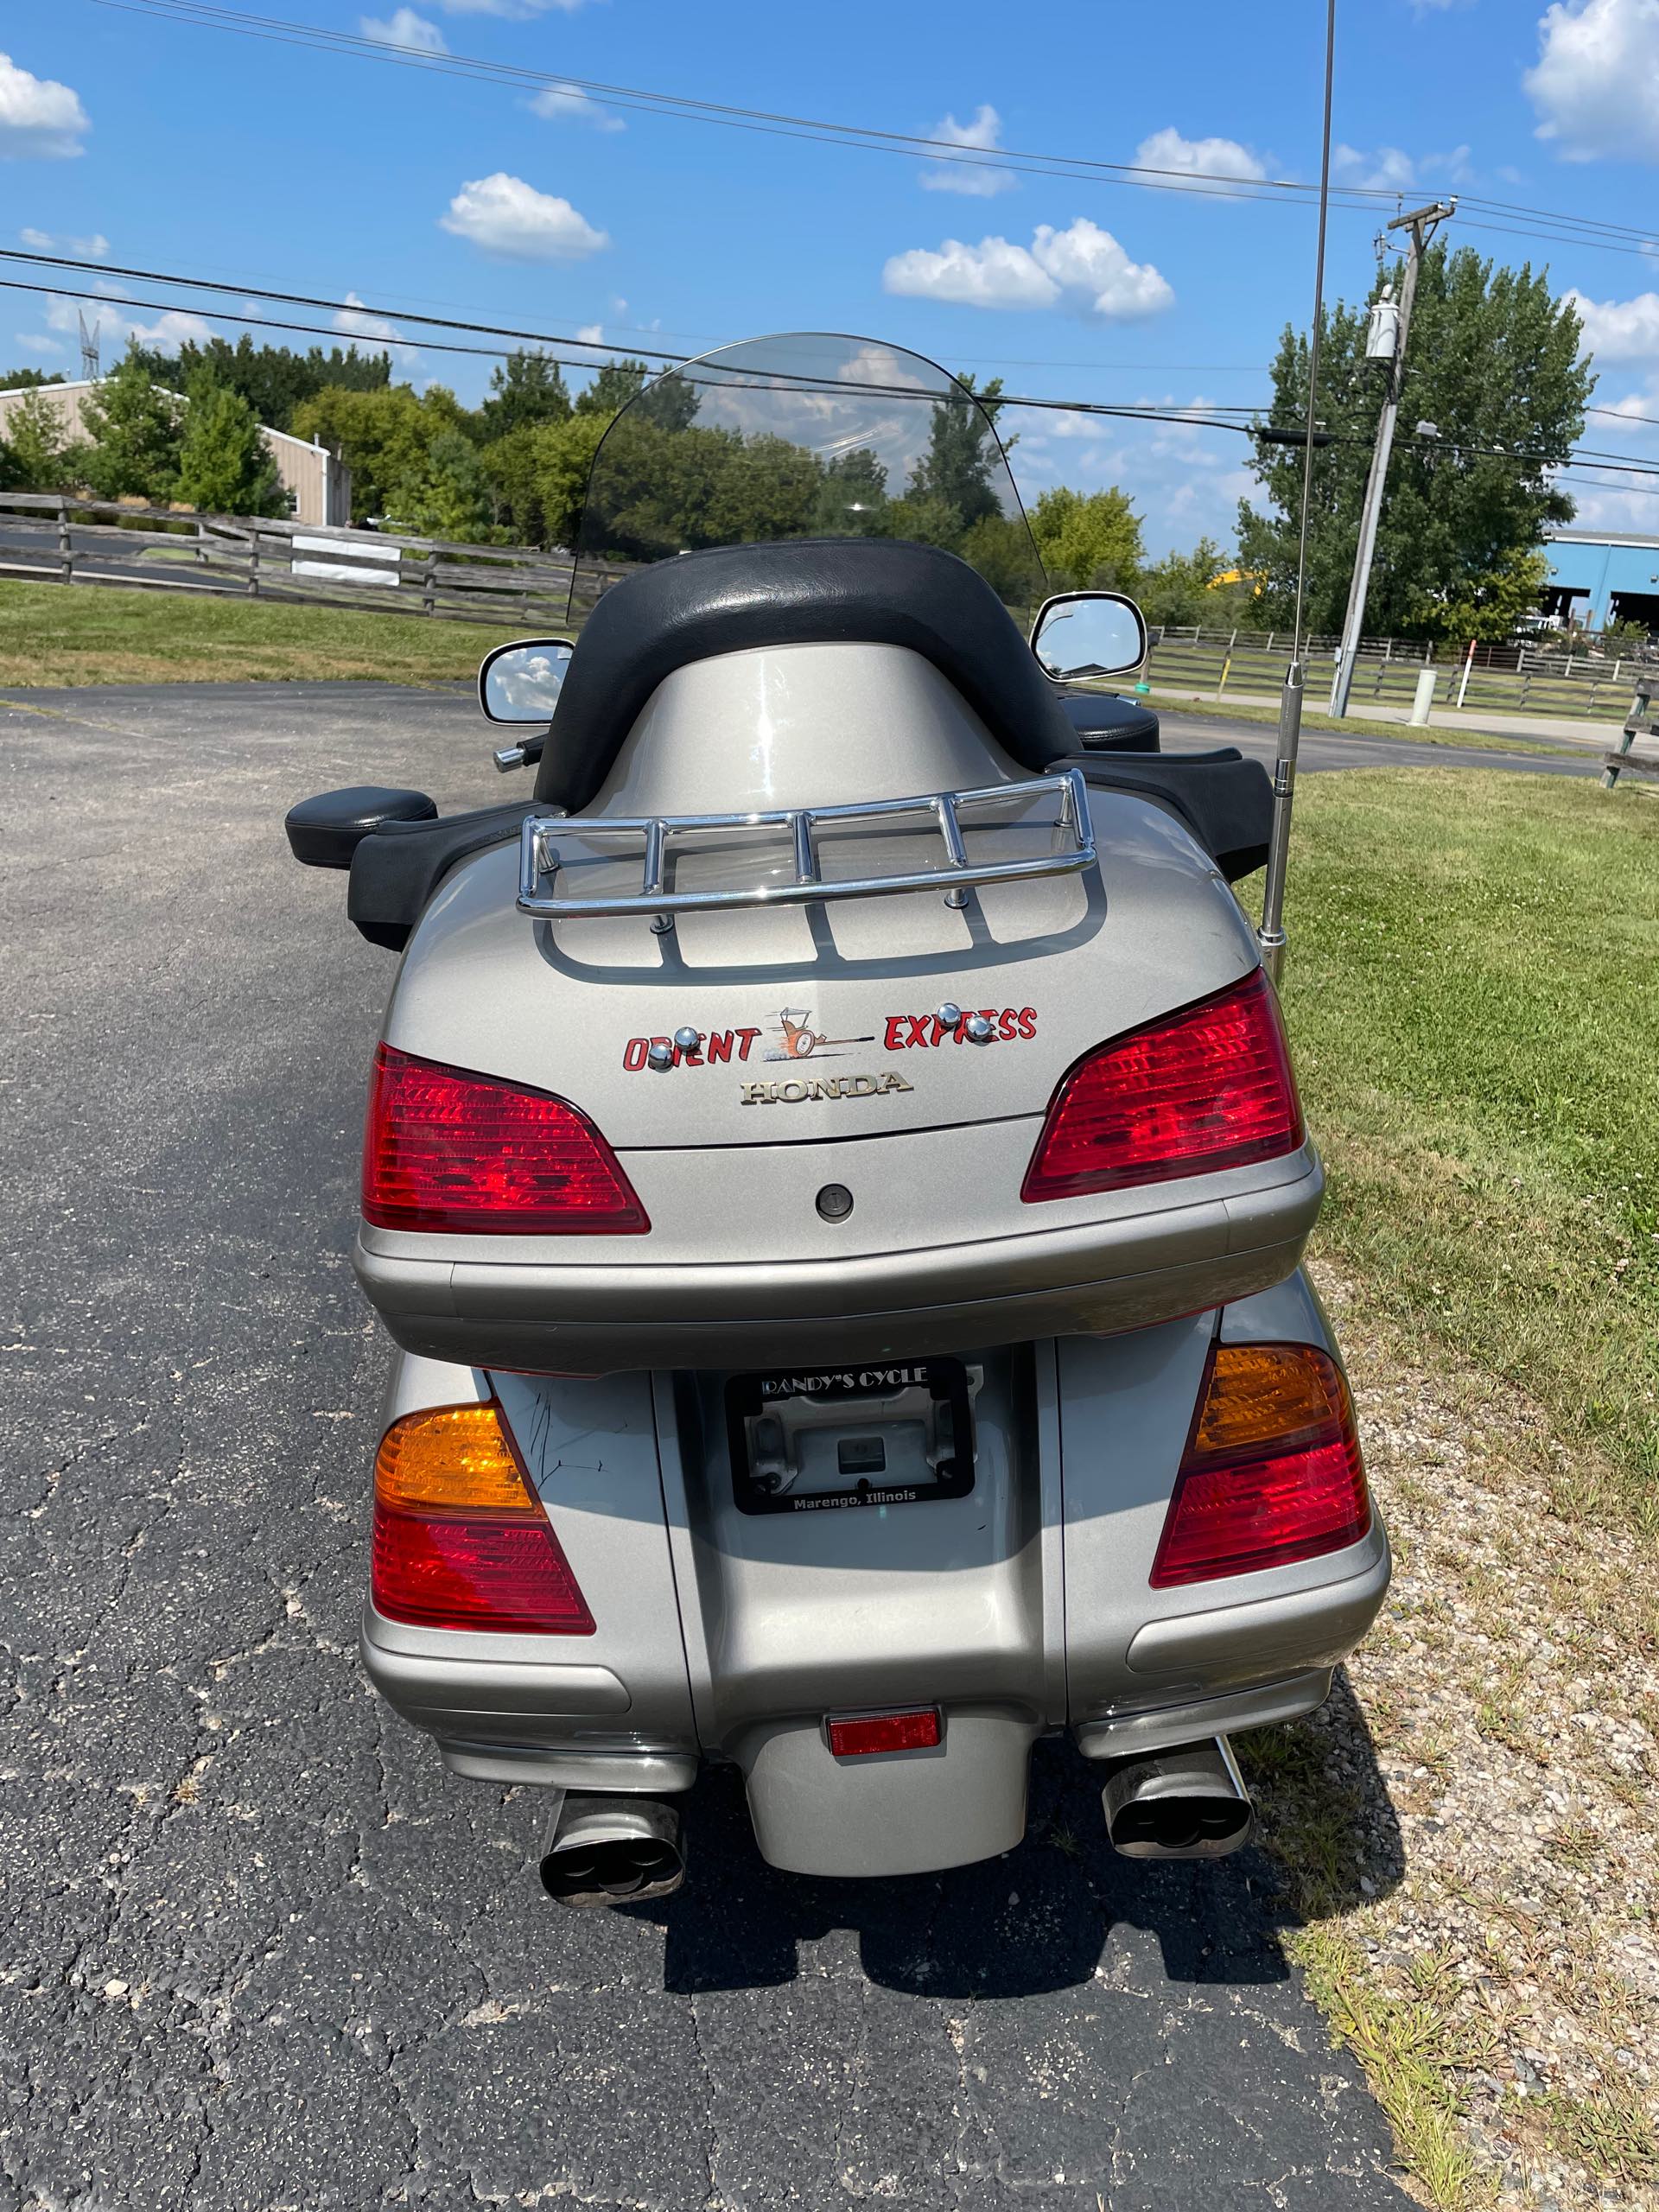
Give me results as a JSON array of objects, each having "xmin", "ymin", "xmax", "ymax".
[{"xmin": 372, "ymin": 1402, "xmax": 594, "ymax": 1634}]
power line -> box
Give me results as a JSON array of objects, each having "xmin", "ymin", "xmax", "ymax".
[
  {"xmin": 13, "ymin": 251, "xmax": 1657, "ymax": 475},
  {"xmin": 0, "ymin": 268, "xmax": 1263, "ymax": 434},
  {"xmin": 86, "ymin": 0, "xmax": 1659, "ymax": 268},
  {"xmin": 87, "ymin": 0, "xmax": 1395, "ymax": 212}
]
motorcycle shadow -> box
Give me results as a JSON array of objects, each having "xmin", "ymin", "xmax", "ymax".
[{"xmin": 630, "ymin": 1670, "xmax": 1403, "ymax": 1999}]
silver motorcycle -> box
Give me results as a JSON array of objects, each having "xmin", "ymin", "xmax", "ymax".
[{"xmin": 287, "ymin": 334, "xmax": 1388, "ymax": 1905}]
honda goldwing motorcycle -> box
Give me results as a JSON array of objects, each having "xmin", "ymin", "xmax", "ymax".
[{"xmin": 287, "ymin": 334, "xmax": 1388, "ymax": 1904}]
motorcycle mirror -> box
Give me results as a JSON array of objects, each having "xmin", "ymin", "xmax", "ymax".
[
  {"xmin": 479, "ymin": 637, "xmax": 575, "ymax": 725},
  {"xmin": 1030, "ymin": 592, "xmax": 1148, "ymax": 684}
]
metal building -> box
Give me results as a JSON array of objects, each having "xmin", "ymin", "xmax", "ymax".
[
  {"xmin": 0, "ymin": 378, "xmax": 352, "ymax": 526},
  {"xmin": 1540, "ymin": 529, "xmax": 1659, "ymax": 632}
]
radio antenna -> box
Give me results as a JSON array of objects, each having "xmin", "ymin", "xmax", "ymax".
[{"xmin": 1257, "ymin": 0, "xmax": 1337, "ymax": 986}]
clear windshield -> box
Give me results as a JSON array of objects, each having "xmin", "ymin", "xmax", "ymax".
[{"xmin": 568, "ymin": 333, "xmax": 1047, "ymax": 626}]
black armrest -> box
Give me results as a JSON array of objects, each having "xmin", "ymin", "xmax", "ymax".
[
  {"xmin": 285, "ymin": 785, "xmax": 436, "ymax": 869},
  {"xmin": 1052, "ymin": 749, "xmax": 1273, "ymax": 883},
  {"xmin": 1053, "ymin": 691, "xmax": 1160, "ymax": 753},
  {"xmin": 346, "ymin": 800, "xmax": 545, "ymax": 950}
]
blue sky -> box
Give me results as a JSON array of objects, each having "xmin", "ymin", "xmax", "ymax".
[{"xmin": 7, "ymin": 0, "xmax": 1659, "ymax": 554}]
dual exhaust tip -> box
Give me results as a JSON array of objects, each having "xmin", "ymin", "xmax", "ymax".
[
  {"xmin": 539, "ymin": 1795, "xmax": 685, "ymax": 1907},
  {"xmin": 537, "ymin": 1736, "xmax": 1250, "ymax": 1905},
  {"xmin": 1100, "ymin": 1736, "xmax": 1254, "ymax": 1860}
]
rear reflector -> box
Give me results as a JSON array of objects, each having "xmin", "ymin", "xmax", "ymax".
[
  {"xmin": 372, "ymin": 1402, "xmax": 595, "ymax": 1633},
  {"xmin": 363, "ymin": 1044, "xmax": 648, "ymax": 1235},
  {"xmin": 827, "ymin": 1709, "xmax": 942, "ymax": 1758},
  {"xmin": 1020, "ymin": 971, "xmax": 1302, "ymax": 1203},
  {"xmin": 1150, "ymin": 1343, "xmax": 1370, "ymax": 1588}
]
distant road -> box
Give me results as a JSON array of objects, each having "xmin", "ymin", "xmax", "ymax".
[{"xmin": 1158, "ymin": 704, "xmax": 1599, "ymax": 779}]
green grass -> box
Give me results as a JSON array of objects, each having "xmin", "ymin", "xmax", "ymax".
[
  {"xmin": 1255, "ymin": 767, "xmax": 1659, "ymax": 1531},
  {"xmin": 1142, "ymin": 685, "xmax": 1590, "ymax": 759},
  {"xmin": 0, "ymin": 578, "xmax": 493, "ymax": 686}
]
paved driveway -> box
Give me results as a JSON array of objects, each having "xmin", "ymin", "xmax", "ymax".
[{"xmin": 0, "ymin": 683, "xmax": 1417, "ymax": 2209}]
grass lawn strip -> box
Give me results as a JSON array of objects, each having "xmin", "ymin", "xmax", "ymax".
[
  {"xmin": 1253, "ymin": 768, "xmax": 1659, "ymax": 1534},
  {"xmin": 0, "ymin": 579, "xmax": 488, "ymax": 687},
  {"xmin": 1243, "ymin": 1268, "xmax": 1659, "ymax": 2212}
]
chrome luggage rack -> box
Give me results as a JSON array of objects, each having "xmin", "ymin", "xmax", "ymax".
[{"xmin": 517, "ymin": 766, "xmax": 1095, "ymax": 925}]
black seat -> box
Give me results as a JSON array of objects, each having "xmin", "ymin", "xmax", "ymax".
[{"xmin": 532, "ymin": 538, "xmax": 1075, "ymax": 811}]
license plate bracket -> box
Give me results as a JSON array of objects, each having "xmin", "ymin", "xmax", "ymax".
[{"xmin": 725, "ymin": 1359, "xmax": 976, "ymax": 1516}]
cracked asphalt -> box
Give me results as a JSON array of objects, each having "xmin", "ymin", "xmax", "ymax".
[{"xmin": 2, "ymin": 682, "xmax": 1418, "ymax": 2209}]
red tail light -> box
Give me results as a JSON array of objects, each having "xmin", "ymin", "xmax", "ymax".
[
  {"xmin": 1151, "ymin": 1343, "xmax": 1369, "ymax": 1587},
  {"xmin": 1020, "ymin": 971, "xmax": 1302, "ymax": 1203},
  {"xmin": 363, "ymin": 1045, "xmax": 648, "ymax": 1235},
  {"xmin": 371, "ymin": 1403, "xmax": 595, "ymax": 1633}
]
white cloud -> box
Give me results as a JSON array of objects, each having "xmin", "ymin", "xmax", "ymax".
[
  {"xmin": 334, "ymin": 289, "xmax": 411, "ymax": 351},
  {"xmin": 360, "ymin": 10, "xmax": 448, "ymax": 51},
  {"xmin": 429, "ymin": 0, "xmax": 593, "ymax": 14},
  {"xmin": 1527, "ymin": 0, "xmax": 1659, "ymax": 160},
  {"xmin": 20, "ymin": 225, "xmax": 110, "ymax": 257},
  {"xmin": 528, "ymin": 81, "xmax": 624, "ymax": 130},
  {"xmin": 920, "ymin": 105, "xmax": 1014, "ymax": 197},
  {"xmin": 1566, "ymin": 286, "xmax": 1659, "ymax": 358},
  {"xmin": 1331, "ymin": 141, "xmax": 1473, "ymax": 191},
  {"xmin": 1332, "ymin": 143, "xmax": 1419, "ymax": 191},
  {"xmin": 440, "ymin": 172, "xmax": 609, "ymax": 261},
  {"xmin": 0, "ymin": 52, "xmax": 90, "ymax": 159},
  {"xmin": 14, "ymin": 332, "xmax": 64, "ymax": 355},
  {"xmin": 1133, "ymin": 127, "xmax": 1267, "ymax": 182},
  {"xmin": 48, "ymin": 294, "xmax": 213, "ymax": 353},
  {"xmin": 575, "ymin": 321, "xmax": 603, "ymax": 344},
  {"xmin": 882, "ymin": 218, "xmax": 1173, "ymax": 319},
  {"xmin": 40, "ymin": 281, "xmax": 213, "ymax": 356}
]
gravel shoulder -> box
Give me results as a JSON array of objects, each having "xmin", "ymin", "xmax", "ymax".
[{"xmin": 1252, "ymin": 1268, "xmax": 1659, "ymax": 2212}]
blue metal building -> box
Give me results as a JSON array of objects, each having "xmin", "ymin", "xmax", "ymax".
[{"xmin": 1541, "ymin": 530, "xmax": 1659, "ymax": 631}]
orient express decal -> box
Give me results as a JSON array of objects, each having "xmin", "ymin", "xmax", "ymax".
[
  {"xmin": 762, "ymin": 1009, "xmax": 875, "ymax": 1062},
  {"xmin": 623, "ymin": 1005, "xmax": 1036, "ymax": 1071},
  {"xmin": 884, "ymin": 1007, "xmax": 1036, "ymax": 1049}
]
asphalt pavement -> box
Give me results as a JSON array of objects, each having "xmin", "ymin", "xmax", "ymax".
[{"xmin": 0, "ymin": 680, "xmax": 1436, "ymax": 2210}]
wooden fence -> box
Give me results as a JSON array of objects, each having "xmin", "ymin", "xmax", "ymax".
[
  {"xmin": 0, "ymin": 493, "xmax": 593, "ymax": 627},
  {"xmin": 1142, "ymin": 630, "xmax": 1657, "ymax": 724}
]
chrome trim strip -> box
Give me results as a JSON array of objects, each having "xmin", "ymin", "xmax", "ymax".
[{"xmin": 516, "ymin": 768, "xmax": 1096, "ymax": 920}]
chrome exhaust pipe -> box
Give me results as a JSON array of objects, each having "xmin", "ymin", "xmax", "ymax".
[
  {"xmin": 1101, "ymin": 1736, "xmax": 1254, "ymax": 1860},
  {"xmin": 538, "ymin": 1795, "xmax": 685, "ymax": 1907}
]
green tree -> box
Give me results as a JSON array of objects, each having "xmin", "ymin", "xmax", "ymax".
[
  {"xmin": 811, "ymin": 447, "xmax": 888, "ymax": 536},
  {"xmin": 174, "ymin": 374, "xmax": 288, "ymax": 515},
  {"xmin": 477, "ymin": 350, "xmax": 572, "ymax": 440},
  {"xmin": 393, "ymin": 426, "xmax": 496, "ymax": 541},
  {"xmin": 1138, "ymin": 537, "xmax": 1230, "ymax": 627},
  {"xmin": 0, "ymin": 386, "xmax": 85, "ymax": 491},
  {"xmin": 1420, "ymin": 545, "xmax": 1549, "ymax": 645},
  {"xmin": 1030, "ymin": 485, "xmax": 1143, "ymax": 591},
  {"xmin": 906, "ymin": 372, "xmax": 1012, "ymax": 531},
  {"xmin": 290, "ymin": 383, "xmax": 461, "ymax": 524},
  {"xmin": 480, "ymin": 424, "xmax": 548, "ymax": 543},
  {"xmin": 137, "ymin": 336, "xmax": 391, "ymax": 431},
  {"xmin": 1, "ymin": 367, "xmax": 67, "ymax": 391},
  {"xmin": 534, "ymin": 409, "xmax": 613, "ymax": 547},
  {"xmin": 575, "ymin": 359, "xmax": 652, "ymax": 418},
  {"xmin": 79, "ymin": 347, "xmax": 184, "ymax": 502},
  {"xmin": 1238, "ymin": 244, "xmax": 1592, "ymax": 639}
]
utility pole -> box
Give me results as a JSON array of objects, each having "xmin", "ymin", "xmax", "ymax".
[{"xmin": 1329, "ymin": 199, "xmax": 1455, "ymax": 718}]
